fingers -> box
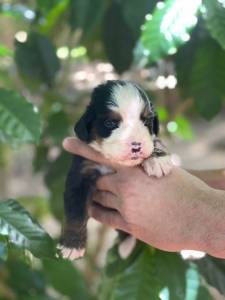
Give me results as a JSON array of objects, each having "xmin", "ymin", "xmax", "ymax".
[
  {"xmin": 93, "ymin": 191, "xmax": 121, "ymax": 210},
  {"xmin": 89, "ymin": 203, "xmax": 129, "ymax": 231},
  {"xmin": 96, "ymin": 174, "xmax": 119, "ymax": 194}
]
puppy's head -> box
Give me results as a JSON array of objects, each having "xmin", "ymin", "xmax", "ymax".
[{"xmin": 75, "ymin": 80, "xmax": 159, "ymax": 166}]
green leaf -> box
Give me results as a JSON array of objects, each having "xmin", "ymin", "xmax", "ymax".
[
  {"xmin": 120, "ymin": 0, "xmax": 157, "ymax": 39},
  {"xmin": 102, "ymin": 1, "xmax": 136, "ymax": 73},
  {"xmin": 33, "ymin": 145, "xmax": 49, "ymax": 173},
  {"xmin": 140, "ymin": 0, "xmax": 201, "ymax": 62},
  {"xmin": 69, "ymin": 0, "xmax": 107, "ymax": 43},
  {"xmin": 157, "ymin": 106, "xmax": 169, "ymax": 122},
  {"xmin": 0, "ymin": 89, "xmax": 42, "ymax": 145},
  {"xmin": 0, "ymin": 45, "xmax": 13, "ymax": 57},
  {"xmin": 101, "ymin": 247, "xmax": 161, "ymax": 300},
  {"xmin": 155, "ymin": 252, "xmax": 212, "ymax": 300},
  {"xmin": 0, "ymin": 199, "xmax": 55, "ymax": 258},
  {"xmin": 197, "ymin": 286, "xmax": 213, "ymax": 300},
  {"xmin": 190, "ymin": 38, "xmax": 225, "ymax": 119},
  {"xmin": 6, "ymin": 259, "xmax": 46, "ymax": 297},
  {"xmin": 43, "ymin": 110, "xmax": 70, "ymax": 144},
  {"xmin": 155, "ymin": 252, "xmax": 186, "ymax": 300},
  {"xmin": 0, "ymin": 235, "xmax": 8, "ymax": 261},
  {"xmin": 42, "ymin": 258, "xmax": 91, "ymax": 300},
  {"xmin": 101, "ymin": 247, "xmax": 212, "ymax": 300},
  {"xmin": 105, "ymin": 241, "xmax": 146, "ymax": 278},
  {"xmin": 45, "ymin": 151, "xmax": 71, "ymax": 220},
  {"xmin": 38, "ymin": 0, "xmax": 69, "ymax": 37},
  {"xmin": 36, "ymin": 0, "xmax": 64, "ymax": 15},
  {"xmin": 69, "ymin": 0, "xmax": 89, "ymax": 31},
  {"xmin": 14, "ymin": 31, "xmax": 60, "ymax": 87},
  {"xmin": 196, "ymin": 255, "xmax": 225, "ymax": 295},
  {"xmin": 174, "ymin": 23, "xmax": 200, "ymax": 98},
  {"xmin": 203, "ymin": 0, "xmax": 225, "ymax": 50},
  {"xmin": 174, "ymin": 115, "xmax": 193, "ymax": 140}
]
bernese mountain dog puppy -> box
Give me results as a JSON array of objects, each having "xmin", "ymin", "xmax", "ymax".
[{"xmin": 60, "ymin": 80, "xmax": 173, "ymax": 260}]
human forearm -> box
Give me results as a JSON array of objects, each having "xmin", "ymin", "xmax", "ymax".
[
  {"xmin": 201, "ymin": 188, "xmax": 225, "ymax": 258},
  {"xmin": 188, "ymin": 169, "xmax": 225, "ymax": 190},
  {"xmin": 93, "ymin": 167, "xmax": 225, "ymax": 258},
  {"xmin": 62, "ymin": 138, "xmax": 225, "ymax": 258}
]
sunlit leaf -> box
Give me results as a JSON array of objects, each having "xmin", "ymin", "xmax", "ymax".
[
  {"xmin": 157, "ymin": 106, "xmax": 169, "ymax": 122},
  {"xmin": 38, "ymin": 0, "xmax": 69, "ymax": 36},
  {"xmin": 0, "ymin": 199, "xmax": 55, "ymax": 258},
  {"xmin": 0, "ymin": 89, "xmax": 41, "ymax": 145},
  {"xmin": 140, "ymin": 0, "xmax": 201, "ymax": 62},
  {"xmin": 0, "ymin": 45, "xmax": 13, "ymax": 57},
  {"xmin": 174, "ymin": 115, "xmax": 193, "ymax": 140},
  {"xmin": 36, "ymin": 0, "xmax": 64, "ymax": 15}
]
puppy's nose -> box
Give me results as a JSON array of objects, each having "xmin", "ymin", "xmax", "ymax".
[
  {"xmin": 131, "ymin": 142, "xmax": 141, "ymax": 146},
  {"xmin": 131, "ymin": 147, "xmax": 141, "ymax": 153}
]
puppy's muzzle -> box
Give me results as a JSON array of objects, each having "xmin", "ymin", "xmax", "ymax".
[{"xmin": 131, "ymin": 141, "xmax": 142, "ymax": 154}]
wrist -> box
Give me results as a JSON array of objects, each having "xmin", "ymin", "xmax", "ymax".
[{"xmin": 198, "ymin": 188, "xmax": 225, "ymax": 258}]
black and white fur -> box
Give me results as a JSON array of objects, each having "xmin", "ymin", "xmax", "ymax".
[{"xmin": 59, "ymin": 80, "xmax": 172, "ymax": 260}]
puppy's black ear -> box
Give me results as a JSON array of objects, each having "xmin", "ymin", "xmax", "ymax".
[
  {"xmin": 74, "ymin": 107, "xmax": 94, "ymax": 142},
  {"xmin": 153, "ymin": 114, "xmax": 159, "ymax": 136}
]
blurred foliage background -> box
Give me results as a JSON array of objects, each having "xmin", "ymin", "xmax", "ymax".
[{"xmin": 0, "ymin": 0, "xmax": 225, "ymax": 299}]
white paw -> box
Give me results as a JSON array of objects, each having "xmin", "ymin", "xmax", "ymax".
[
  {"xmin": 118, "ymin": 236, "xmax": 136, "ymax": 259},
  {"xmin": 58, "ymin": 245, "xmax": 85, "ymax": 260},
  {"xmin": 142, "ymin": 156, "xmax": 173, "ymax": 178}
]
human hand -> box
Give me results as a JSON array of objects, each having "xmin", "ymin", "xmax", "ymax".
[{"xmin": 63, "ymin": 137, "xmax": 225, "ymax": 257}]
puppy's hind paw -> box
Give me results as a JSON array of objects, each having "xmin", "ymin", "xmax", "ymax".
[
  {"xmin": 118, "ymin": 236, "xmax": 136, "ymax": 259},
  {"xmin": 58, "ymin": 245, "xmax": 86, "ymax": 260},
  {"xmin": 142, "ymin": 155, "xmax": 173, "ymax": 178}
]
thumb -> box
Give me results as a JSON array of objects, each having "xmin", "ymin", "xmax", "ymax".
[{"xmin": 63, "ymin": 137, "xmax": 122, "ymax": 169}]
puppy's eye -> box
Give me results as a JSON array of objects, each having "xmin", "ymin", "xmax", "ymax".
[{"xmin": 104, "ymin": 119, "xmax": 118, "ymax": 129}]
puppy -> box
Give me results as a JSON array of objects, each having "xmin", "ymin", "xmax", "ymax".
[{"xmin": 59, "ymin": 80, "xmax": 172, "ymax": 260}]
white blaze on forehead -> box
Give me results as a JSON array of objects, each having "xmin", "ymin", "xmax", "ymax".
[
  {"xmin": 90, "ymin": 82, "xmax": 154, "ymax": 166},
  {"xmin": 110, "ymin": 83, "xmax": 145, "ymax": 122}
]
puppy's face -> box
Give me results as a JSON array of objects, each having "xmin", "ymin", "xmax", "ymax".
[{"xmin": 75, "ymin": 81, "xmax": 158, "ymax": 167}]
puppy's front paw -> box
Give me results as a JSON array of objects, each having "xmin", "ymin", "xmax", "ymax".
[
  {"xmin": 142, "ymin": 156, "xmax": 173, "ymax": 178},
  {"xmin": 58, "ymin": 245, "xmax": 85, "ymax": 260}
]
